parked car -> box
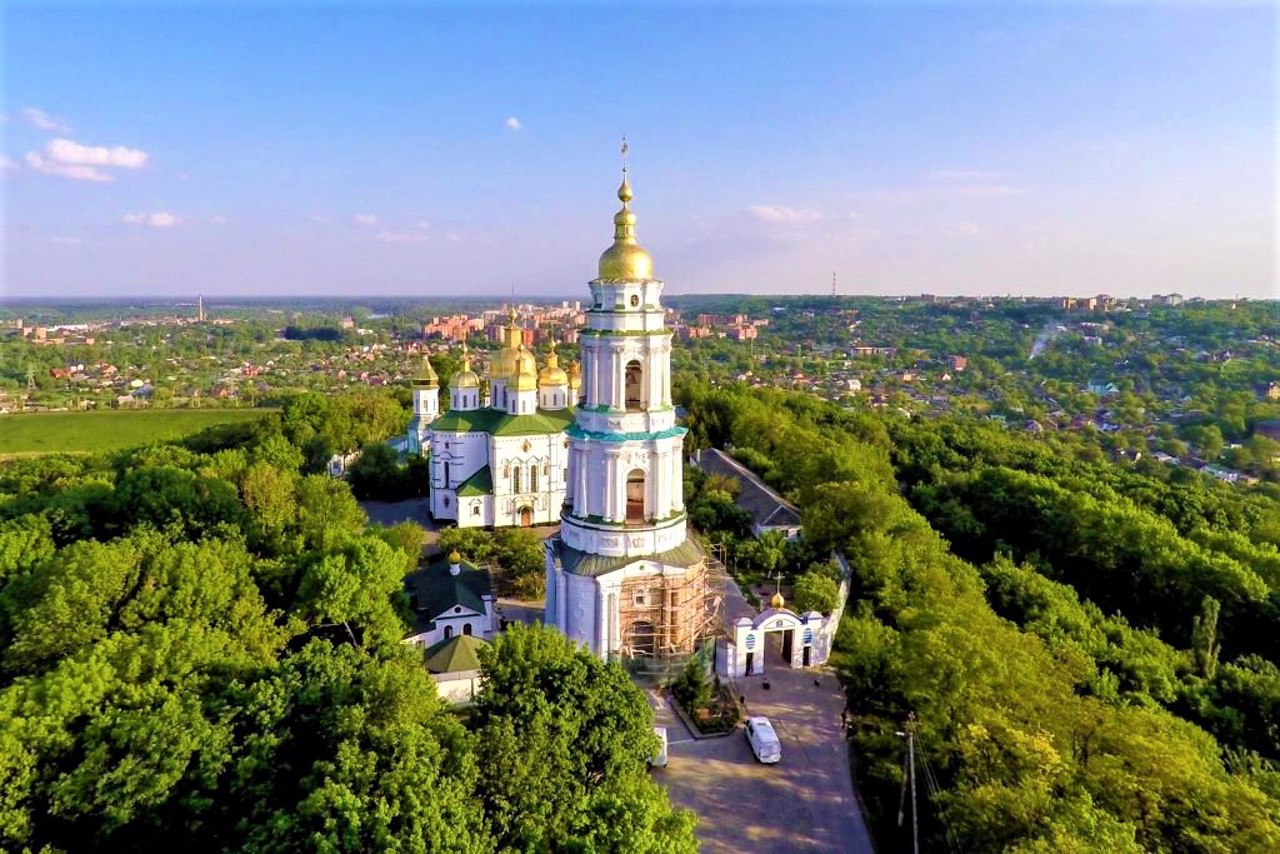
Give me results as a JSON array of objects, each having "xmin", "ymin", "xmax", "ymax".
[
  {"xmin": 745, "ymin": 715, "xmax": 781, "ymax": 764},
  {"xmin": 649, "ymin": 726, "xmax": 669, "ymax": 768}
]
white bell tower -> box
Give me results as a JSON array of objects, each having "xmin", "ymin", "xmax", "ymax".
[{"xmin": 560, "ymin": 155, "xmax": 686, "ymax": 559}]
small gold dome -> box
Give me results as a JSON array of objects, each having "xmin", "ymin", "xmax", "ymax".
[
  {"xmin": 448, "ymin": 550, "xmax": 462, "ymax": 564},
  {"xmin": 567, "ymin": 360, "xmax": 581, "ymax": 388},
  {"xmin": 450, "ymin": 352, "xmax": 480, "ymax": 390},
  {"xmin": 490, "ymin": 312, "xmax": 522, "ymax": 381},
  {"xmin": 770, "ymin": 591, "xmax": 785, "ymax": 609},
  {"xmin": 512, "ymin": 344, "xmax": 539, "ymax": 391},
  {"xmin": 538, "ymin": 342, "xmax": 569, "ymax": 387},
  {"xmin": 597, "ymin": 168, "xmax": 654, "ymax": 281},
  {"xmin": 412, "ymin": 356, "xmax": 439, "ymax": 388}
]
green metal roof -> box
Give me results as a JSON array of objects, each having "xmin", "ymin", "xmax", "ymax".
[
  {"xmin": 423, "ymin": 634, "xmax": 488, "ymax": 674},
  {"xmin": 407, "ymin": 555, "xmax": 491, "ymax": 623},
  {"xmin": 456, "ymin": 465, "xmax": 492, "ymax": 497},
  {"xmin": 431, "ymin": 406, "xmax": 575, "ymax": 436},
  {"xmin": 554, "ymin": 537, "xmax": 705, "ymax": 578}
]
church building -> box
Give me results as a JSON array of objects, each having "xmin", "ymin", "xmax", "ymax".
[
  {"xmin": 408, "ymin": 319, "xmax": 580, "ymax": 528},
  {"xmin": 544, "ymin": 158, "xmax": 720, "ymax": 664}
]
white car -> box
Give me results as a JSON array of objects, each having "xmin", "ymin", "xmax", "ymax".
[{"xmin": 745, "ymin": 715, "xmax": 781, "ymax": 764}]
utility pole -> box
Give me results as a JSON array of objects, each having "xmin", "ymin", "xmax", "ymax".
[
  {"xmin": 897, "ymin": 711, "xmax": 919, "ymax": 854},
  {"xmin": 831, "ymin": 270, "xmax": 837, "ymax": 298}
]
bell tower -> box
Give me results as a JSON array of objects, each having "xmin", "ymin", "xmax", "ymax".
[{"xmin": 561, "ymin": 147, "xmax": 686, "ymax": 558}]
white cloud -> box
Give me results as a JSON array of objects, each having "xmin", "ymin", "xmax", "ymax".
[
  {"xmin": 123, "ymin": 212, "xmax": 180, "ymax": 228},
  {"xmin": 308, "ymin": 214, "xmax": 332, "ymax": 225},
  {"xmin": 22, "ymin": 107, "xmax": 71, "ymax": 133},
  {"xmin": 376, "ymin": 230, "xmax": 427, "ymax": 244},
  {"xmin": 353, "ymin": 213, "xmax": 378, "ymax": 225},
  {"xmin": 49, "ymin": 236, "xmax": 83, "ymax": 245},
  {"xmin": 24, "ymin": 138, "xmax": 150, "ymax": 182},
  {"xmin": 208, "ymin": 215, "xmax": 228, "ymax": 225},
  {"xmin": 746, "ymin": 205, "xmax": 825, "ymax": 224},
  {"xmin": 0, "ymin": 155, "xmax": 17, "ymax": 173},
  {"xmin": 44, "ymin": 138, "xmax": 148, "ymax": 169},
  {"xmin": 505, "ymin": 116, "xmax": 523, "ymax": 131},
  {"xmin": 25, "ymin": 153, "xmax": 113, "ymax": 182},
  {"xmin": 417, "ymin": 221, "xmax": 431, "ymax": 230}
]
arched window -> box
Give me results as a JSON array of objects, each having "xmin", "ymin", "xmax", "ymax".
[
  {"xmin": 463, "ymin": 623, "xmax": 473, "ymax": 636},
  {"xmin": 625, "ymin": 360, "xmax": 643, "ymax": 411},
  {"xmin": 626, "ymin": 469, "xmax": 646, "ymax": 524},
  {"xmin": 444, "ymin": 625, "xmax": 453, "ymax": 640},
  {"xmin": 530, "ymin": 466, "xmax": 539, "ymax": 493},
  {"xmin": 513, "ymin": 466, "xmax": 522, "ymax": 494}
]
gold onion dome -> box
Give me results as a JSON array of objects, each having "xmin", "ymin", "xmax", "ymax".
[
  {"xmin": 450, "ymin": 345, "xmax": 480, "ymax": 389},
  {"xmin": 770, "ymin": 591, "xmax": 786, "ymax": 609},
  {"xmin": 489, "ymin": 311, "xmax": 521, "ymax": 381},
  {"xmin": 448, "ymin": 550, "xmax": 462, "ymax": 564},
  {"xmin": 413, "ymin": 356, "xmax": 439, "ymax": 388},
  {"xmin": 567, "ymin": 360, "xmax": 581, "ymax": 388},
  {"xmin": 538, "ymin": 341, "xmax": 569, "ymax": 387},
  {"xmin": 597, "ymin": 170, "xmax": 654, "ymax": 281},
  {"xmin": 512, "ymin": 343, "xmax": 539, "ymax": 391}
]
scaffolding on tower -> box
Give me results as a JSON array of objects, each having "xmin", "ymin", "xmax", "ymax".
[{"xmin": 614, "ymin": 545, "xmax": 728, "ymax": 679}]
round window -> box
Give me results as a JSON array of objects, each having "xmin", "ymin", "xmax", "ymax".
[
  {"xmin": 630, "ymin": 295, "xmax": 639, "ymax": 308},
  {"xmin": 454, "ymin": 606, "xmax": 462, "ymax": 614}
]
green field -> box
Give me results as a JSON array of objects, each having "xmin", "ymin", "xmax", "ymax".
[{"xmin": 0, "ymin": 409, "xmax": 271, "ymax": 455}]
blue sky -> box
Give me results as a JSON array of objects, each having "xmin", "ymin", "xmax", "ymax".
[{"xmin": 2, "ymin": 1, "xmax": 1276, "ymax": 299}]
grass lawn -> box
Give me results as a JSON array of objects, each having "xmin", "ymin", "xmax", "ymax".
[{"xmin": 0, "ymin": 408, "xmax": 271, "ymax": 455}]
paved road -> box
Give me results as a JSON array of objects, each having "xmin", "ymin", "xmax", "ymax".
[{"xmin": 656, "ymin": 663, "xmax": 874, "ymax": 854}]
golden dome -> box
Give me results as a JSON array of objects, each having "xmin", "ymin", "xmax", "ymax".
[
  {"xmin": 567, "ymin": 360, "xmax": 581, "ymax": 388},
  {"xmin": 512, "ymin": 344, "xmax": 539, "ymax": 391},
  {"xmin": 448, "ymin": 550, "xmax": 462, "ymax": 564},
  {"xmin": 597, "ymin": 170, "xmax": 654, "ymax": 281},
  {"xmin": 489, "ymin": 311, "xmax": 521, "ymax": 381},
  {"xmin": 769, "ymin": 591, "xmax": 785, "ymax": 609},
  {"xmin": 538, "ymin": 341, "xmax": 569, "ymax": 387},
  {"xmin": 450, "ymin": 345, "xmax": 480, "ymax": 390},
  {"xmin": 412, "ymin": 356, "xmax": 439, "ymax": 388}
]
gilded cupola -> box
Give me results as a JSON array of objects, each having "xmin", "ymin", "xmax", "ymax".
[
  {"xmin": 489, "ymin": 310, "xmax": 521, "ymax": 381},
  {"xmin": 538, "ymin": 340, "xmax": 569, "ymax": 387},
  {"xmin": 597, "ymin": 141, "xmax": 654, "ymax": 281},
  {"xmin": 449, "ymin": 343, "xmax": 480, "ymax": 390},
  {"xmin": 511, "ymin": 343, "xmax": 539, "ymax": 391}
]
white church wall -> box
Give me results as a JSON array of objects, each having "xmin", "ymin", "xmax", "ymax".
[{"xmin": 562, "ymin": 570, "xmax": 599, "ymax": 650}]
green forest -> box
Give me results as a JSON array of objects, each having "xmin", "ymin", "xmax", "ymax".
[
  {"xmin": 0, "ymin": 393, "xmax": 695, "ymax": 853},
  {"xmin": 678, "ymin": 381, "xmax": 1280, "ymax": 852}
]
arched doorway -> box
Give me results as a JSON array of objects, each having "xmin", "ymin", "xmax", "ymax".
[
  {"xmin": 628, "ymin": 619, "xmax": 655, "ymax": 657},
  {"xmin": 519, "ymin": 506, "xmax": 532, "ymax": 527},
  {"xmin": 625, "ymin": 360, "xmax": 643, "ymax": 411},
  {"xmin": 625, "ymin": 469, "xmax": 646, "ymax": 524}
]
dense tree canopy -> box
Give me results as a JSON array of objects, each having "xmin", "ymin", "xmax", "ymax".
[
  {"xmin": 0, "ymin": 399, "xmax": 693, "ymax": 853},
  {"xmin": 677, "ymin": 382, "xmax": 1280, "ymax": 852}
]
